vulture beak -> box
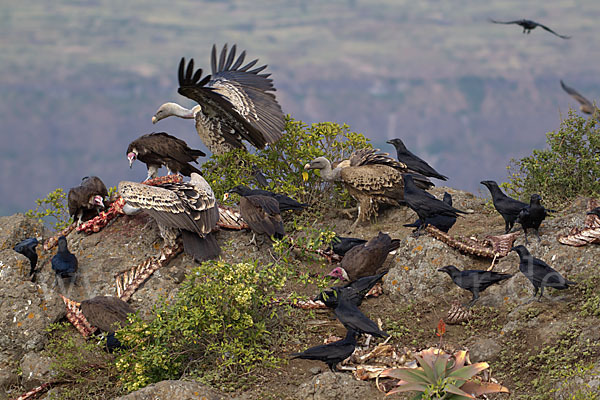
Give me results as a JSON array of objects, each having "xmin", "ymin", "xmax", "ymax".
[
  {"xmin": 303, "ymin": 163, "xmax": 311, "ymax": 170},
  {"xmin": 152, "ymin": 115, "xmax": 158, "ymax": 124},
  {"xmin": 223, "ymin": 193, "xmax": 230, "ymax": 201},
  {"xmin": 127, "ymin": 152, "xmax": 136, "ymax": 168}
]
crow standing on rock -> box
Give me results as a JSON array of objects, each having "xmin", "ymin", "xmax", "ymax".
[
  {"xmin": 51, "ymin": 236, "xmax": 78, "ymax": 285},
  {"xmin": 511, "ymin": 245, "xmax": 576, "ymax": 302},
  {"xmin": 14, "ymin": 238, "xmax": 39, "ymax": 280},
  {"xmin": 438, "ymin": 265, "xmax": 513, "ymax": 307},
  {"xmin": 480, "ymin": 180, "xmax": 527, "ymax": 234},
  {"xmin": 516, "ymin": 194, "xmax": 551, "ymax": 244}
]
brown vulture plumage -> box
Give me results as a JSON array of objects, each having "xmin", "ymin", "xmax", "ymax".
[
  {"xmin": 152, "ymin": 44, "xmax": 285, "ymax": 155},
  {"xmin": 80, "ymin": 296, "xmax": 134, "ymax": 333},
  {"xmin": 304, "ymin": 149, "xmax": 433, "ymax": 229},
  {"xmin": 126, "ymin": 132, "xmax": 206, "ymax": 180},
  {"xmin": 329, "ymin": 232, "xmax": 400, "ymax": 281},
  {"xmin": 560, "ymin": 80, "xmax": 598, "ymax": 116},
  {"xmin": 118, "ymin": 173, "xmax": 220, "ymax": 261},
  {"xmin": 68, "ymin": 176, "xmax": 108, "ymax": 225}
]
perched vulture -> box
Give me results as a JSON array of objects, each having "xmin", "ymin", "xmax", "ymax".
[
  {"xmin": 80, "ymin": 296, "xmax": 134, "ymax": 333},
  {"xmin": 228, "ymin": 185, "xmax": 308, "ymax": 212},
  {"xmin": 51, "ymin": 236, "xmax": 78, "ymax": 285},
  {"xmin": 329, "ymin": 232, "xmax": 399, "ymax": 281},
  {"xmin": 118, "ymin": 173, "xmax": 220, "ymax": 261},
  {"xmin": 225, "ymin": 190, "xmax": 285, "ymax": 241},
  {"xmin": 127, "ymin": 132, "xmax": 206, "ymax": 180},
  {"xmin": 152, "ymin": 43, "xmax": 285, "ymax": 155},
  {"xmin": 14, "ymin": 238, "xmax": 39, "ymax": 279},
  {"xmin": 304, "ymin": 149, "xmax": 433, "ymax": 228},
  {"xmin": 560, "ymin": 80, "xmax": 598, "ymax": 116},
  {"xmin": 329, "ymin": 236, "xmax": 367, "ymax": 257},
  {"xmin": 68, "ymin": 176, "xmax": 108, "ymax": 225}
]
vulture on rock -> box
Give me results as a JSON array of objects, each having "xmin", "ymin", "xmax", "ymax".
[
  {"xmin": 118, "ymin": 173, "xmax": 220, "ymax": 261},
  {"xmin": 127, "ymin": 132, "xmax": 206, "ymax": 180},
  {"xmin": 68, "ymin": 176, "xmax": 108, "ymax": 225},
  {"xmin": 152, "ymin": 44, "xmax": 285, "ymax": 155},
  {"xmin": 329, "ymin": 232, "xmax": 399, "ymax": 281},
  {"xmin": 80, "ymin": 296, "xmax": 135, "ymax": 352},
  {"xmin": 304, "ymin": 149, "xmax": 433, "ymax": 229},
  {"xmin": 225, "ymin": 188, "xmax": 285, "ymax": 241}
]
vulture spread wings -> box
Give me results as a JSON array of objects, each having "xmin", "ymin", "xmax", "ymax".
[
  {"xmin": 560, "ymin": 80, "xmax": 596, "ymax": 115},
  {"xmin": 118, "ymin": 174, "xmax": 218, "ymax": 237},
  {"xmin": 177, "ymin": 44, "xmax": 285, "ymax": 152}
]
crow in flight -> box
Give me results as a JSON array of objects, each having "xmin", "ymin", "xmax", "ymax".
[
  {"xmin": 291, "ymin": 329, "xmax": 357, "ymax": 372},
  {"xmin": 516, "ymin": 194, "xmax": 551, "ymax": 244},
  {"xmin": 480, "ymin": 180, "xmax": 528, "ymax": 234},
  {"xmin": 511, "ymin": 245, "xmax": 576, "ymax": 302},
  {"xmin": 489, "ymin": 19, "xmax": 570, "ymax": 39},
  {"xmin": 438, "ymin": 265, "xmax": 513, "ymax": 307}
]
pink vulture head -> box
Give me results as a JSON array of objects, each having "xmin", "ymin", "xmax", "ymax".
[
  {"xmin": 127, "ymin": 152, "xmax": 137, "ymax": 168},
  {"xmin": 328, "ymin": 266, "xmax": 349, "ymax": 281},
  {"xmin": 92, "ymin": 195, "xmax": 104, "ymax": 208}
]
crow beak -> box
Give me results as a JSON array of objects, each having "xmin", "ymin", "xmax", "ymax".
[
  {"xmin": 152, "ymin": 116, "xmax": 158, "ymax": 124},
  {"xmin": 509, "ymin": 247, "xmax": 517, "ymax": 252},
  {"xmin": 437, "ymin": 268, "xmax": 445, "ymax": 272},
  {"xmin": 386, "ymin": 140, "xmax": 392, "ymax": 144}
]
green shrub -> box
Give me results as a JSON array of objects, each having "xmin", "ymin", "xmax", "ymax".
[
  {"xmin": 25, "ymin": 188, "xmax": 72, "ymax": 231},
  {"xmin": 201, "ymin": 116, "xmax": 371, "ymax": 208},
  {"xmin": 115, "ymin": 259, "xmax": 288, "ymax": 392},
  {"xmin": 43, "ymin": 323, "xmax": 123, "ymax": 399},
  {"xmin": 504, "ymin": 110, "xmax": 600, "ymax": 206}
]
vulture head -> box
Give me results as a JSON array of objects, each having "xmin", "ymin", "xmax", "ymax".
[
  {"xmin": 127, "ymin": 149, "xmax": 138, "ymax": 168},
  {"xmin": 304, "ymin": 157, "xmax": 341, "ymax": 181},
  {"xmin": 304, "ymin": 157, "xmax": 330, "ymax": 171},
  {"xmin": 91, "ymin": 195, "xmax": 104, "ymax": 208},
  {"xmin": 152, "ymin": 102, "xmax": 198, "ymax": 124},
  {"xmin": 328, "ymin": 266, "xmax": 349, "ymax": 281}
]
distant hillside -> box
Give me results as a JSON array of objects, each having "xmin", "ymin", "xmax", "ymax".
[{"xmin": 2, "ymin": 0, "xmax": 600, "ymax": 215}]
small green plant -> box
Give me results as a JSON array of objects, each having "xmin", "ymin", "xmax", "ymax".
[
  {"xmin": 43, "ymin": 323, "xmax": 123, "ymax": 399},
  {"xmin": 25, "ymin": 188, "xmax": 72, "ymax": 231},
  {"xmin": 115, "ymin": 259, "xmax": 288, "ymax": 392},
  {"xmin": 202, "ymin": 116, "xmax": 371, "ymax": 208},
  {"xmin": 504, "ymin": 109, "xmax": 600, "ymax": 206}
]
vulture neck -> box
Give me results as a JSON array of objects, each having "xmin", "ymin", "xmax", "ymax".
[
  {"xmin": 169, "ymin": 103, "xmax": 200, "ymax": 119},
  {"xmin": 319, "ymin": 159, "xmax": 342, "ymax": 181}
]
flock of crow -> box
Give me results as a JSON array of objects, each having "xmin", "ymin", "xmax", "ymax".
[{"xmin": 11, "ymin": 17, "xmax": 593, "ymax": 374}]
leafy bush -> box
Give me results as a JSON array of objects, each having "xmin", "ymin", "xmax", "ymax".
[
  {"xmin": 504, "ymin": 110, "xmax": 600, "ymax": 206},
  {"xmin": 43, "ymin": 323, "xmax": 123, "ymax": 399},
  {"xmin": 201, "ymin": 116, "xmax": 371, "ymax": 208},
  {"xmin": 25, "ymin": 188, "xmax": 72, "ymax": 231},
  {"xmin": 115, "ymin": 259, "xmax": 288, "ymax": 392}
]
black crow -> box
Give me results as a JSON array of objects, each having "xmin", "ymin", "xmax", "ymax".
[
  {"xmin": 329, "ymin": 232, "xmax": 399, "ymax": 281},
  {"xmin": 320, "ymin": 288, "xmax": 389, "ymax": 338},
  {"xmin": 227, "ymin": 185, "xmax": 308, "ymax": 212},
  {"xmin": 51, "ymin": 236, "xmax": 78, "ymax": 285},
  {"xmin": 291, "ymin": 329, "xmax": 357, "ymax": 372},
  {"xmin": 560, "ymin": 80, "xmax": 597, "ymax": 116},
  {"xmin": 404, "ymin": 192, "xmax": 456, "ymax": 233},
  {"xmin": 315, "ymin": 273, "xmax": 386, "ymax": 307},
  {"xmin": 403, "ymin": 175, "xmax": 465, "ymax": 234},
  {"xmin": 329, "ymin": 236, "xmax": 367, "ymax": 257},
  {"xmin": 480, "ymin": 180, "xmax": 528, "ymax": 233},
  {"xmin": 489, "ymin": 19, "xmax": 570, "ymax": 39},
  {"xmin": 438, "ymin": 265, "xmax": 513, "ymax": 307},
  {"xmin": 387, "ymin": 138, "xmax": 448, "ymax": 180},
  {"xmin": 13, "ymin": 238, "xmax": 39, "ymax": 279},
  {"xmin": 511, "ymin": 245, "xmax": 576, "ymax": 302},
  {"xmin": 587, "ymin": 207, "xmax": 600, "ymax": 217},
  {"xmin": 516, "ymin": 194, "xmax": 550, "ymax": 244}
]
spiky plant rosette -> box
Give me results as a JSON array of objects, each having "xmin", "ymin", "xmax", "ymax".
[{"xmin": 378, "ymin": 347, "xmax": 509, "ymax": 398}]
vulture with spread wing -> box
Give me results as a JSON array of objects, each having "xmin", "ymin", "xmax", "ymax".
[
  {"xmin": 68, "ymin": 176, "xmax": 108, "ymax": 225},
  {"xmin": 118, "ymin": 173, "xmax": 220, "ymax": 261},
  {"xmin": 127, "ymin": 132, "xmax": 206, "ymax": 180},
  {"xmin": 304, "ymin": 149, "xmax": 433, "ymax": 229},
  {"xmin": 152, "ymin": 44, "xmax": 285, "ymax": 155},
  {"xmin": 560, "ymin": 80, "xmax": 598, "ymax": 116}
]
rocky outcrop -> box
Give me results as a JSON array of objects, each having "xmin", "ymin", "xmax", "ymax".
[
  {"xmin": 294, "ymin": 372, "xmax": 384, "ymax": 400},
  {"xmin": 113, "ymin": 380, "xmax": 226, "ymax": 400}
]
